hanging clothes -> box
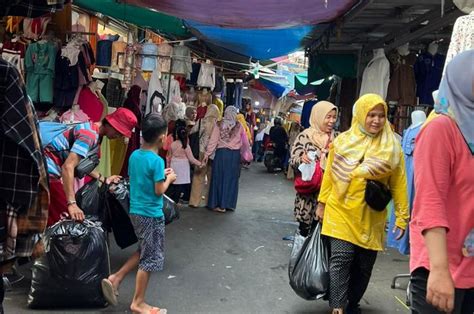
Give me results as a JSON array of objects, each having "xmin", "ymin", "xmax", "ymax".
[
  {"xmin": 54, "ymin": 49, "xmax": 88, "ymax": 109},
  {"xmin": 187, "ymin": 62, "xmax": 201, "ymax": 86},
  {"xmin": 146, "ymin": 67, "xmax": 165, "ymax": 114},
  {"xmin": 23, "ymin": 16, "xmax": 51, "ymax": 40},
  {"xmin": 158, "ymin": 43, "xmax": 173, "ymax": 73},
  {"xmin": 25, "ymin": 41, "xmax": 57, "ymax": 104},
  {"xmin": 96, "ymin": 38, "xmax": 115, "ymax": 67},
  {"xmin": 78, "ymin": 86, "xmax": 105, "ymax": 122},
  {"xmin": 197, "ymin": 63, "xmax": 216, "ymax": 90},
  {"xmin": 359, "ymin": 48, "xmax": 390, "ymax": 100},
  {"xmin": 387, "ymin": 124, "xmax": 422, "ymax": 255},
  {"xmin": 225, "ymin": 82, "xmax": 235, "ymax": 108},
  {"xmin": 444, "ymin": 12, "xmax": 474, "ymax": 74},
  {"xmin": 386, "ymin": 50, "xmax": 417, "ymax": 106},
  {"xmin": 106, "ymin": 77, "xmax": 125, "ymax": 108},
  {"xmin": 141, "ymin": 42, "xmax": 158, "ymax": 71},
  {"xmin": 414, "ymin": 52, "xmax": 445, "ymax": 106},
  {"xmin": 161, "ymin": 74, "xmax": 181, "ymax": 103},
  {"xmin": 171, "ymin": 45, "xmax": 192, "ymax": 75}
]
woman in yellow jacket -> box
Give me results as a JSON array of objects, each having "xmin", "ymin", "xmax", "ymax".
[{"xmin": 316, "ymin": 94, "xmax": 409, "ymax": 314}]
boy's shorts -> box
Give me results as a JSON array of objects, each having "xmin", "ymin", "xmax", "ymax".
[{"xmin": 130, "ymin": 214, "xmax": 165, "ymax": 272}]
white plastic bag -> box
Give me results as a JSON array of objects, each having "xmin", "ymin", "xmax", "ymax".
[{"xmin": 298, "ymin": 151, "xmax": 317, "ymax": 181}]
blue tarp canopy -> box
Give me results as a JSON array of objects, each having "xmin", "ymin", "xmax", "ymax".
[{"xmin": 186, "ymin": 21, "xmax": 314, "ymax": 60}]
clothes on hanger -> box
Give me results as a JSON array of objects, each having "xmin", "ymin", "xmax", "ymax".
[
  {"xmin": 54, "ymin": 50, "xmax": 88, "ymax": 109},
  {"xmin": 158, "ymin": 43, "xmax": 173, "ymax": 73},
  {"xmin": 414, "ymin": 52, "xmax": 445, "ymax": 106},
  {"xmin": 141, "ymin": 42, "xmax": 158, "ymax": 71},
  {"xmin": 444, "ymin": 13, "xmax": 474, "ymax": 74},
  {"xmin": 106, "ymin": 77, "xmax": 125, "ymax": 108},
  {"xmin": 171, "ymin": 45, "xmax": 192, "ymax": 76},
  {"xmin": 161, "ymin": 74, "xmax": 181, "ymax": 103},
  {"xmin": 25, "ymin": 41, "xmax": 57, "ymax": 104},
  {"xmin": 187, "ymin": 62, "xmax": 201, "ymax": 86},
  {"xmin": 386, "ymin": 50, "xmax": 417, "ymax": 106},
  {"xmin": 146, "ymin": 67, "xmax": 165, "ymax": 114},
  {"xmin": 23, "ymin": 16, "xmax": 51, "ymax": 40},
  {"xmin": 197, "ymin": 63, "xmax": 216, "ymax": 90},
  {"xmin": 359, "ymin": 49, "xmax": 390, "ymax": 99},
  {"xmin": 96, "ymin": 35, "xmax": 119, "ymax": 67}
]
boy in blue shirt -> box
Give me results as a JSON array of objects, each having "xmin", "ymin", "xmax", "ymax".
[{"xmin": 102, "ymin": 114, "xmax": 176, "ymax": 314}]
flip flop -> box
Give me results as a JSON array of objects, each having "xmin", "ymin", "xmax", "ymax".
[
  {"xmin": 101, "ymin": 278, "xmax": 118, "ymax": 306},
  {"xmin": 150, "ymin": 307, "xmax": 167, "ymax": 314},
  {"xmin": 212, "ymin": 208, "xmax": 226, "ymax": 213}
]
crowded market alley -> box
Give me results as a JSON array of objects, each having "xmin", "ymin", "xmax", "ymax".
[
  {"xmin": 4, "ymin": 164, "xmax": 412, "ymax": 314},
  {"xmin": 1, "ymin": 0, "xmax": 473, "ymax": 314}
]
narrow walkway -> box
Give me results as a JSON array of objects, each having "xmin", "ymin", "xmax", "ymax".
[{"xmin": 5, "ymin": 163, "xmax": 410, "ymax": 313}]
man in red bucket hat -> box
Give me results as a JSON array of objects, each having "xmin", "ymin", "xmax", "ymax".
[{"xmin": 41, "ymin": 107, "xmax": 138, "ymax": 225}]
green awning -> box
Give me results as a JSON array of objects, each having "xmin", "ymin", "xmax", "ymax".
[
  {"xmin": 74, "ymin": 0, "xmax": 191, "ymax": 38},
  {"xmin": 308, "ymin": 53, "xmax": 357, "ymax": 82}
]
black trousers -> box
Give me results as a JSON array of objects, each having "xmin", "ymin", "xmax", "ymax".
[
  {"xmin": 328, "ymin": 237, "xmax": 378, "ymax": 309},
  {"xmin": 411, "ymin": 268, "xmax": 474, "ymax": 314},
  {"xmin": 167, "ymin": 184, "xmax": 191, "ymax": 203}
]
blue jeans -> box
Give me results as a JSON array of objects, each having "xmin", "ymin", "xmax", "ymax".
[{"xmin": 234, "ymin": 82, "xmax": 243, "ymax": 109}]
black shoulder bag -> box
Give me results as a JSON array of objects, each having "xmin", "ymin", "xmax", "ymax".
[{"xmin": 365, "ymin": 180, "xmax": 392, "ymax": 212}]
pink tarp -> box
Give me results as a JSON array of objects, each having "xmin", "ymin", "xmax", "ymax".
[{"xmin": 132, "ymin": 0, "xmax": 357, "ymax": 28}]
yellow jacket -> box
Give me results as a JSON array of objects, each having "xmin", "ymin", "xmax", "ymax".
[{"xmin": 318, "ymin": 146, "xmax": 409, "ymax": 251}]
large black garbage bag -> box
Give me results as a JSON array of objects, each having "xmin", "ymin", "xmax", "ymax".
[
  {"xmin": 106, "ymin": 179, "xmax": 137, "ymax": 249},
  {"xmin": 28, "ymin": 220, "xmax": 109, "ymax": 308},
  {"xmin": 289, "ymin": 222, "xmax": 329, "ymax": 300},
  {"xmin": 75, "ymin": 179, "xmax": 107, "ymax": 221},
  {"xmin": 163, "ymin": 194, "xmax": 180, "ymax": 225}
]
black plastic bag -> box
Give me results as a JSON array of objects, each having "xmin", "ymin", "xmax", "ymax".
[
  {"xmin": 28, "ymin": 220, "xmax": 109, "ymax": 308},
  {"xmin": 163, "ymin": 194, "xmax": 179, "ymax": 225},
  {"xmin": 289, "ymin": 222, "xmax": 329, "ymax": 300},
  {"xmin": 106, "ymin": 179, "xmax": 138, "ymax": 249},
  {"xmin": 75, "ymin": 179, "xmax": 107, "ymax": 221}
]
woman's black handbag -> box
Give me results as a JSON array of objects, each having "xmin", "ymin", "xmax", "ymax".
[{"xmin": 365, "ymin": 180, "xmax": 392, "ymax": 211}]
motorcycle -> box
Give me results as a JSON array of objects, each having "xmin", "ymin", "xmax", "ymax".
[{"xmin": 264, "ymin": 141, "xmax": 283, "ymax": 173}]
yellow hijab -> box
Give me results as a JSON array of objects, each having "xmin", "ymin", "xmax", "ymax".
[
  {"xmin": 301, "ymin": 101, "xmax": 338, "ymax": 168},
  {"xmin": 237, "ymin": 113, "xmax": 252, "ymax": 142},
  {"xmin": 331, "ymin": 94, "xmax": 401, "ymax": 197}
]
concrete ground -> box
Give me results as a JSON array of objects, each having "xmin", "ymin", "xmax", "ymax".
[{"xmin": 5, "ymin": 163, "xmax": 411, "ymax": 314}]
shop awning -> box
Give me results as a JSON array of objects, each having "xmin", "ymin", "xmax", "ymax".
[
  {"xmin": 186, "ymin": 21, "xmax": 313, "ymax": 59},
  {"xmin": 74, "ymin": 0, "xmax": 191, "ymax": 38},
  {"xmin": 131, "ymin": 0, "xmax": 357, "ymax": 29}
]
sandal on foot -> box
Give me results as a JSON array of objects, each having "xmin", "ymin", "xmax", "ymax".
[
  {"xmin": 101, "ymin": 278, "xmax": 118, "ymax": 306},
  {"xmin": 150, "ymin": 307, "xmax": 167, "ymax": 314},
  {"xmin": 212, "ymin": 208, "xmax": 226, "ymax": 213}
]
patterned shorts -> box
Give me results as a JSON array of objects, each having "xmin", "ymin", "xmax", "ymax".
[{"xmin": 130, "ymin": 214, "xmax": 165, "ymax": 272}]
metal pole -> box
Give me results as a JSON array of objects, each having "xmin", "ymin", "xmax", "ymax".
[{"xmin": 166, "ymin": 56, "xmax": 174, "ymax": 105}]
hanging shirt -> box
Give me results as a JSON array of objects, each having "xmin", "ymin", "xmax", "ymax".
[
  {"xmin": 96, "ymin": 40, "xmax": 114, "ymax": 67},
  {"xmin": 444, "ymin": 13, "xmax": 474, "ymax": 74},
  {"xmin": 146, "ymin": 67, "xmax": 165, "ymax": 114},
  {"xmin": 414, "ymin": 53, "xmax": 445, "ymax": 106},
  {"xmin": 171, "ymin": 45, "xmax": 192, "ymax": 75},
  {"xmin": 141, "ymin": 42, "xmax": 158, "ymax": 71},
  {"xmin": 158, "ymin": 43, "xmax": 173, "ymax": 73},
  {"xmin": 359, "ymin": 49, "xmax": 390, "ymax": 99},
  {"xmin": 386, "ymin": 51, "xmax": 417, "ymax": 106},
  {"xmin": 300, "ymin": 100, "xmax": 317, "ymax": 129},
  {"xmin": 161, "ymin": 74, "xmax": 181, "ymax": 103},
  {"xmin": 197, "ymin": 63, "xmax": 216, "ymax": 90}
]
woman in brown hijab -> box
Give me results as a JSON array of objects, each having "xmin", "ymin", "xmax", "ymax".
[{"xmin": 289, "ymin": 101, "xmax": 338, "ymax": 236}]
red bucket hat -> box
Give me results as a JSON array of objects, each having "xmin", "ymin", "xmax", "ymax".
[{"xmin": 105, "ymin": 108, "xmax": 137, "ymax": 138}]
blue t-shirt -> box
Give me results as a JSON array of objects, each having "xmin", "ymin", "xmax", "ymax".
[{"xmin": 129, "ymin": 149, "xmax": 165, "ymax": 218}]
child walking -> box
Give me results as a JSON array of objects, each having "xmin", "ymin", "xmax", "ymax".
[
  {"xmin": 167, "ymin": 119, "xmax": 202, "ymax": 203},
  {"xmin": 101, "ymin": 114, "xmax": 176, "ymax": 314}
]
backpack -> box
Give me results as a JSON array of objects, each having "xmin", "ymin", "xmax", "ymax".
[{"xmin": 39, "ymin": 121, "xmax": 100, "ymax": 178}]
